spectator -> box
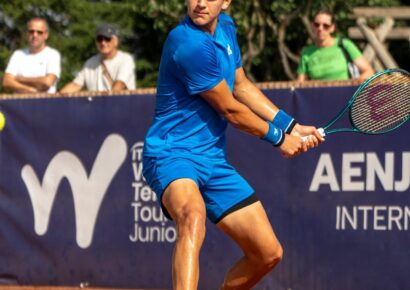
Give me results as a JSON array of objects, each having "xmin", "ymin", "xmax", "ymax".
[
  {"xmin": 60, "ymin": 23, "xmax": 135, "ymax": 93},
  {"xmin": 2, "ymin": 17, "xmax": 61, "ymax": 93},
  {"xmin": 297, "ymin": 10, "xmax": 374, "ymax": 82}
]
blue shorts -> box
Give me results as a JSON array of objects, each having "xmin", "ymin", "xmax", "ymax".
[{"xmin": 143, "ymin": 154, "xmax": 257, "ymax": 223}]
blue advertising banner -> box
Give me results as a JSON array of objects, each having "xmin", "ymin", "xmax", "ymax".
[{"xmin": 0, "ymin": 87, "xmax": 409, "ymax": 290}]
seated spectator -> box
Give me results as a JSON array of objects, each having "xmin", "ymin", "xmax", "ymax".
[
  {"xmin": 60, "ymin": 23, "xmax": 136, "ymax": 93},
  {"xmin": 2, "ymin": 17, "xmax": 61, "ymax": 93},
  {"xmin": 297, "ymin": 10, "xmax": 374, "ymax": 82}
]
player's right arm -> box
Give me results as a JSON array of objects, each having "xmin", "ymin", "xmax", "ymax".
[{"xmin": 200, "ymin": 80, "xmax": 307, "ymax": 158}]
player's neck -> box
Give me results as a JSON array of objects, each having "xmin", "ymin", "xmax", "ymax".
[{"xmin": 200, "ymin": 18, "xmax": 218, "ymax": 35}]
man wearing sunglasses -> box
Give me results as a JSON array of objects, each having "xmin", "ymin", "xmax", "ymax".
[
  {"xmin": 297, "ymin": 10, "xmax": 374, "ymax": 82},
  {"xmin": 3, "ymin": 17, "xmax": 61, "ymax": 93},
  {"xmin": 60, "ymin": 23, "xmax": 136, "ymax": 93}
]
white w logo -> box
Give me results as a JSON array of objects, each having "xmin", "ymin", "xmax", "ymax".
[{"xmin": 21, "ymin": 134, "xmax": 127, "ymax": 249}]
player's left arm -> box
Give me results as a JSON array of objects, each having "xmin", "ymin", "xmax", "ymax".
[
  {"xmin": 233, "ymin": 67, "xmax": 279, "ymax": 121},
  {"xmin": 233, "ymin": 67, "xmax": 323, "ymax": 146},
  {"xmin": 201, "ymin": 79, "xmax": 309, "ymax": 157}
]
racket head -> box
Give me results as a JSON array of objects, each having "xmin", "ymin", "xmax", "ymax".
[{"xmin": 348, "ymin": 68, "xmax": 410, "ymax": 135}]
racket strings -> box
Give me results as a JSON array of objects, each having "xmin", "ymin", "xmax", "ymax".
[
  {"xmin": 351, "ymin": 71, "xmax": 410, "ymax": 134},
  {"xmin": 354, "ymin": 83, "xmax": 409, "ymax": 130}
]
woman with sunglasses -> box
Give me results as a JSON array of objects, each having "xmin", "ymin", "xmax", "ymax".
[{"xmin": 297, "ymin": 10, "xmax": 374, "ymax": 82}]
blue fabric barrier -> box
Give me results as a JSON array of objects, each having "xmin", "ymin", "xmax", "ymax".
[{"xmin": 0, "ymin": 86, "xmax": 409, "ymax": 289}]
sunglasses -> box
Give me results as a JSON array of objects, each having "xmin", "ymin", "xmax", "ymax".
[
  {"xmin": 313, "ymin": 22, "xmax": 332, "ymax": 30},
  {"xmin": 28, "ymin": 29, "xmax": 45, "ymax": 35},
  {"xmin": 96, "ymin": 36, "xmax": 112, "ymax": 43}
]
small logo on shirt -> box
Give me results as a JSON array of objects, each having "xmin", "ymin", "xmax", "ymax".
[{"xmin": 227, "ymin": 44, "xmax": 232, "ymax": 56}]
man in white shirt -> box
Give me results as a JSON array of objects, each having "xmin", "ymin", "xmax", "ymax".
[
  {"xmin": 60, "ymin": 23, "xmax": 136, "ymax": 93},
  {"xmin": 3, "ymin": 17, "xmax": 61, "ymax": 93}
]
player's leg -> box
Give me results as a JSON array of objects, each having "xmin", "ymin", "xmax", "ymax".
[
  {"xmin": 217, "ymin": 201, "xmax": 283, "ymax": 290},
  {"xmin": 162, "ymin": 178, "xmax": 207, "ymax": 290}
]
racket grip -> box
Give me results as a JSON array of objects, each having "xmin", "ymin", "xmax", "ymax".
[{"xmin": 301, "ymin": 128, "xmax": 325, "ymax": 142}]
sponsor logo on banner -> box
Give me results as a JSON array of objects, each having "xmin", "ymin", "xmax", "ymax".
[
  {"xmin": 129, "ymin": 142, "xmax": 176, "ymax": 243},
  {"xmin": 21, "ymin": 134, "xmax": 128, "ymax": 249},
  {"xmin": 309, "ymin": 151, "xmax": 410, "ymax": 231}
]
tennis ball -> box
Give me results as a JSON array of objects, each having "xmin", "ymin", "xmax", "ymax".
[{"xmin": 0, "ymin": 112, "xmax": 5, "ymax": 131}]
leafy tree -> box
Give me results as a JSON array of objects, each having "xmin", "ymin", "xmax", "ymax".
[
  {"xmin": 0, "ymin": 0, "xmax": 139, "ymax": 89},
  {"xmin": 0, "ymin": 0, "xmax": 408, "ymax": 91}
]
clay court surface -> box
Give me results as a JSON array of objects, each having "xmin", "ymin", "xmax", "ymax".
[{"xmin": 0, "ymin": 287, "xmax": 168, "ymax": 290}]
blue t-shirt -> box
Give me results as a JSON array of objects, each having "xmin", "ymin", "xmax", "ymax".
[{"xmin": 143, "ymin": 14, "xmax": 242, "ymax": 158}]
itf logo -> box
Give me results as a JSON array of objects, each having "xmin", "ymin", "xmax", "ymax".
[
  {"xmin": 129, "ymin": 142, "xmax": 176, "ymax": 243},
  {"xmin": 21, "ymin": 134, "xmax": 127, "ymax": 249}
]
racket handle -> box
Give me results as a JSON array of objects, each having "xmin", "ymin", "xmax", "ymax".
[{"xmin": 301, "ymin": 128, "xmax": 325, "ymax": 142}]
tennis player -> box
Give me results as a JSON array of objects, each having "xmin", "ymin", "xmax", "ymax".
[{"xmin": 143, "ymin": 0, "xmax": 324, "ymax": 289}]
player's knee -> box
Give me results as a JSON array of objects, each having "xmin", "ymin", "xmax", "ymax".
[
  {"xmin": 267, "ymin": 244, "xmax": 283, "ymax": 269},
  {"xmin": 269, "ymin": 244, "xmax": 283, "ymax": 266},
  {"xmin": 256, "ymin": 243, "xmax": 283, "ymax": 271},
  {"xmin": 176, "ymin": 210, "xmax": 206, "ymax": 242}
]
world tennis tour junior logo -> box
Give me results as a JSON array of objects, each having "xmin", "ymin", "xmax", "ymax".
[
  {"xmin": 129, "ymin": 142, "xmax": 176, "ymax": 243},
  {"xmin": 21, "ymin": 134, "xmax": 127, "ymax": 249}
]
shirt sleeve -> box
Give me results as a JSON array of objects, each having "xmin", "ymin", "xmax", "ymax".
[
  {"xmin": 47, "ymin": 50, "xmax": 61, "ymax": 78},
  {"xmin": 5, "ymin": 51, "xmax": 21, "ymax": 76},
  {"xmin": 116, "ymin": 54, "xmax": 136, "ymax": 89},
  {"xmin": 220, "ymin": 14, "xmax": 242, "ymax": 69},
  {"xmin": 73, "ymin": 66, "xmax": 86, "ymax": 87},
  {"xmin": 233, "ymin": 33, "xmax": 242, "ymax": 69},
  {"xmin": 174, "ymin": 40, "xmax": 223, "ymax": 95},
  {"xmin": 343, "ymin": 38, "xmax": 362, "ymax": 61}
]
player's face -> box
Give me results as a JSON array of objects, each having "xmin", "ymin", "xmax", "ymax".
[
  {"xmin": 187, "ymin": 0, "xmax": 232, "ymax": 34},
  {"xmin": 27, "ymin": 20, "xmax": 49, "ymax": 53},
  {"xmin": 312, "ymin": 13, "xmax": 335, "ymax": 41}
]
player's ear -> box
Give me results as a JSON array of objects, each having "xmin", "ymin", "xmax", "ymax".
[{"xmin": 221, "ymin": 0, "xmax": 232, "ymax": 11}]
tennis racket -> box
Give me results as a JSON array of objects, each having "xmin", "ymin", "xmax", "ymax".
[{"xmin": 302, "ymin": 68, "xmax": 410, "ymax": 141}]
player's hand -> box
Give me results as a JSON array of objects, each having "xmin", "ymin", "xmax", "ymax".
[
  {"xmin": 278, "ymin": 134, "xmax": 306, "ymax": 158},
  {"xmin": 291, "ymin": 123, "xmax": 324, "ymax": 149}
]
